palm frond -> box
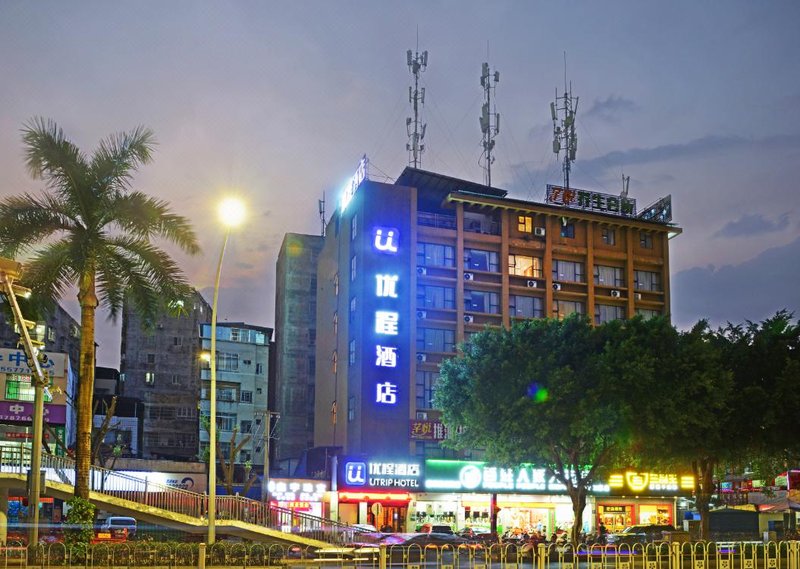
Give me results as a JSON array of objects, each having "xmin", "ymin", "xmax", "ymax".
[
  {"xmin": 19, "ymin": 240, "xmax": 81, "ymax": 301},
  {"xmin": 21, "ymin": 117, "xmax": 89, "ymax": 195},
  {"xmin": 0, "ymin": 193, "xmax": 80, "ymax": 256},
  {"xmin": 109, "ymin": 191, "xmax": 200, "ymax": 255},
  {"xmin": 90, "ymin": 126, "xmax": 155, "ymax": 194}
]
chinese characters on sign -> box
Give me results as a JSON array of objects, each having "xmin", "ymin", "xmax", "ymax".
[
  {"xmin": 546, "ymin": 185, "xmax": 637, "ymax": 217},
  {"xmin": 343, "ymin": 459, "xmax": 421, "ymax": 489},
  {"xmin": 372, "ymin": 227, "xmax": 400, "ymax": 405},
  {"xmin": 409, "ymin": 420, "xmax": 449, "ymax": 440},
  {"xmin": 608, "ymin": 471, "xmax": 695, "ymax": 493}
]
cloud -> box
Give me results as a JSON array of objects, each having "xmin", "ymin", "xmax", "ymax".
[
  {"xmin": 583, "ymin": 95, "xmax": 639, "ymax": 123},
  {"xmin": 671, "ymin": 237, "xmax": 800, "ymax": 330},
  {"xmin": 713, "ymin": 213, "xmax": 790, "ymax": 238}
]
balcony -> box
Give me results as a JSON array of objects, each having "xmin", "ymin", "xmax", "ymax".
[{"xmin": 418, "ymin": 212, "xmax": 456, "ymax": 230}]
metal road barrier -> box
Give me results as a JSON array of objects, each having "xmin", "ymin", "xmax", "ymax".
[{"xmin": 1, "ymin": 541, "xmax": 799, "ymax": 568}]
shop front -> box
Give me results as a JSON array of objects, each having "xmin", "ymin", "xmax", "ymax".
[
  {"xmin": 334, "ymin": 457, "xmax": 422, "ymax": 531},
  {"xmin": 268, "ymin": 478, "xmax": 328, "ymax": 519}
]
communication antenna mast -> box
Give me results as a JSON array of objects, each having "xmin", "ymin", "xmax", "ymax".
[
  {"xmin": 318, "ymin": 192, "xmax": 326, "ymax": 237},
  {"xmin": 406, "ymin": 42, "xmax": 428, "ymax": 168},
  {"xmin": 621, "ymin": 173, "xmax": 630, "ymax": 199},
  {"xmin": 550, "ymin": 59, "xmax": 579, "ymax": 189},
  {"xmin": 479, "ymin": 61, "xmax": 500, "ymax": 187}
]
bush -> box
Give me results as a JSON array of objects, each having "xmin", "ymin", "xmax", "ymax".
[{"xmin": 63, "ymin": 497, "xmax": 95, "ymax": 545}]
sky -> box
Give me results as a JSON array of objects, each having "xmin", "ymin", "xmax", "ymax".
[{"xmin": 1, "ymin": 1, "xmax": 799, "ymax": 367}]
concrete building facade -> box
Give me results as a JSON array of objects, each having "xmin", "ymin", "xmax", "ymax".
[
  {"xmin": 274, "ymin": 233, "xmax": 324, "ymax": 467},
  {"xmin": 120, "ymin": 290, "xmax": 210, "ymax": 459}
]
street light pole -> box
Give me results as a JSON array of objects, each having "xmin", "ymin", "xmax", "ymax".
[
  {"xmin": 206, "ymin": 197, "xmax": 245, "ymax": 546},
  {"xmin": 0, "ymin": 258, "xmax": 46, "ymax": 548}
]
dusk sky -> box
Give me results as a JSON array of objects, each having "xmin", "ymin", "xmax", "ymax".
[{"xmin": 2, "ymin": 1, "xmax": 799, "ymax": 367}]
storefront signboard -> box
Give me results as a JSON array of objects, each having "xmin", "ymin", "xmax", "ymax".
[
  {"xmin": 546, "ymin": 184, "xmax": 636, "ymax": 217},
  {"xmin": 268, "ymin": 479, "xmax": 327, "ymax": 502},
  {"xmin": 409, "ymin": 420, "xmax": 447, "ymax": 440},
  {"xmin": 0, "ymin": 402, "xmax": 67, "ymax": 424},
  {"xmin": 339, "ymin": 458, "xmax": 422, "ymax": 490},
  {"xmin": 607, "ymin": 471, "xmax": 694, "ymax": 494},
  {"xmin": 0, "ymin": 348, "xmax": 67, "ymax": 379}
]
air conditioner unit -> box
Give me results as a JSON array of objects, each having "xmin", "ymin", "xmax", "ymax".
[
  {"xmin": 417, "ymin": 266, "xmax": 427, "ymax": 276},
  {"xmin": 553, "ymin": 283, "xmax": 562, "ymax": 291},
  {"xmin": 526, "ymin": 280, "xmax": 538, "ymax": 288},
  {"xmin": 464, "ymin": 272, "xmax": 474, "ymax": 281},
  {"xmin": 534, "ymin": 227, "xmax": 546, "ymax": 237},
  {"xmin": 416, "ymin": 353, "xmax": 427, "ymax": 363},
  {"xmin": 464, "ymin": 315, "xmax": 474, "ymax": 323},
  {"xmin": 611, "ymin": 290, "xmax": 621, "ymax": 298},
  {"xmin": 416, "ymin": 411, "xmax": 428, "ymax": 420},
  {"xmin": 635, "ymin": 293, "xmax": 642, "ymax": 301},
  {"xmin": 417, "ymin": 310, "xmax": 427, "ymax": 319}
]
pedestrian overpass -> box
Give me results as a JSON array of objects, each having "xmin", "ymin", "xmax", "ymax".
[{"xmin": 0, "ymin": 449, "xmax": 353, "ymax": 548}]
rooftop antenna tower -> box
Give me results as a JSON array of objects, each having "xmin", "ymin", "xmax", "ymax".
[
  {"xmin": 318, "ymin": 192, "xmax": 326, "ymax": 237},
  {"xmin": 406, "ymin": 35, "xmax": 428, "ymax": 168},
  {"xmin": 621, "ymin": 173, "xmax": 630, "ymax": 199},
  {"xmin": 479, "ymin": 60, "xmax": 500, "ymax": 187},
  {"xmin": 550, "ymin": 54, "xmax": 579, "ymax": 188}
]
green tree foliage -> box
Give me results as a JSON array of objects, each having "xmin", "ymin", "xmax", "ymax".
[
  {"xmin": 63, "ymin": 496, "xmax": 96, "ymax": 545},
  {"xmin": 0, "ymin": 118, "xmax": 200, "ymax": 498},
  {"xmin": 436, "ymin": 315, "xmax": 645, "ymax": 545}
]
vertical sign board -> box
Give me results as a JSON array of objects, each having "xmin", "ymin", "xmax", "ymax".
[{"xmin": 359, "ymin": 181, "xmax": 412, "ymax": 453}]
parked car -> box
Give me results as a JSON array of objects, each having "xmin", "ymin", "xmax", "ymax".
[
  {"xmin": 417, "ymin": 523, "xmax": 454, "ymax": 534},
  {"xmin": 605, "ymin": 524, "xmax": 676, "ymax": 546},
  {"xmin": 99, "ymin": 516, "xmax": 137, "ymax": 538}
]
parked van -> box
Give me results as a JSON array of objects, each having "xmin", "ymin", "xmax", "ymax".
[{"xmin": 100, "ymin": 516, "xmax": 137, "ymax": 537}]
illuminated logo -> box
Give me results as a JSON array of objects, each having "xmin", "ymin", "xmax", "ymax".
[
  {"xmin": 625, "ymin": 471, "xmax": 650, "ymax": 492},
  {"xmin": 375, "ymin": 311, "xmax": 399, "ymax": 335},
  {"xmin": 373, "ymin": 227, "xmax": 399, "ymax": 254},
  {"xmin": 375, "ymin": 274, "xmax": 399, "ymax": 298},
  {"xmin": 340, "ymin": 156, "xmax": 368, "ymax": 212},
  {"xmin": 345, "ymin": 462, "xmax": 367, "ymax": 485},
  {"xmin": 375, "ymin": 346, "xmax": 397, "ymax": 368},
  {"xmin": 375, "ymin": 382, "xmax": 398, "ymax": 405},
  {"xmin": 459, "ymin": 465, "xmax": 482, "ymax": 490}
]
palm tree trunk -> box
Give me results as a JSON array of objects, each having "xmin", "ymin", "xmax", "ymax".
[{"xmin": 75, "ymin": 270, "xmax": 98, "ymax": 498}]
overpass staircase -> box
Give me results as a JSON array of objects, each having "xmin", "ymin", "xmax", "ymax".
[{"xmin": 0, "ymin": 447, "xmax": 355, "ymax": 548}]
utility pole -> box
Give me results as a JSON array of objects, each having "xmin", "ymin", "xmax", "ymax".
[
  {"xmin": 0, "ymin": 258, "xmax": 47, "ymax": 548},
  {"xmin": 259, "ymin": 411, "xmax": 279, "ymax": 502}
]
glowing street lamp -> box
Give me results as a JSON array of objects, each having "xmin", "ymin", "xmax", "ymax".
[{"xmin": 207, "ymin": 197, "xmax": 244, "ymax": 545}]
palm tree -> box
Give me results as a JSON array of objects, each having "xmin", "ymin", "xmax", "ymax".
[{"xmin": 0, "ymin": 117, "xmax": 200, "ymax": 498}]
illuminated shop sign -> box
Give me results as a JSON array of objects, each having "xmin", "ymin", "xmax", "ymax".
[
  {"xmin": 267, "ymin": 479, "xmax": 327, "ymax": 502},
  {"xmin": 546, "ymin": 184, "xmax": 636, "ymax": 217},
  {"xmin": 409, "ymin": 420, "xmax": 448, "ymax": 440},
  {"xmin": 341, "ymin": 459, "xmax": 422, "ymax": 489},
  {"xmin": 0, "ymin": 348, "xmax": 66, "ymax": 378},
  {"xmin": 424, "ymin": 459, "xmax": 609, "ymax": 494},
  {"xmin": 340, "ymin": 155, "xmax": 368, "ymax": 212},
  {"xmin": 371, "ymin": 226, "xmax": 401, "ymax": 406},
  {"xmin": 607, "ymin": 471, "xmax": 695, "ymax": 493}
]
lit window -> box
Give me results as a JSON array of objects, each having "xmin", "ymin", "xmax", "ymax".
[
  {"xmin": 350, "ymin": 255, "xmax": 357, "ymax": 281},
  {"xmin": 332, "ymin": 351, "xmax": 338, "ymax": 373},
  {"xmin": 349, "ymin": 340, "xmax": 356, "ymax": 365},
  {"xmin": 351, "ymin": 213, "xmax": 358, "ymax": 241},
  {"xmin": 508, "ymin": 254, "xmax": 543, "ymax": 278},
  {"xmin": 145, "ymin": 372, "xmax": 155, "ymax": 386},
  {"xmin": 333, "ymin": 312, "xmax": 339, "ymax": 335},
  {"xmin": 333, "ymin": 273, "xmax": 339, "ymax": 296},
  {"xmin": 517, "ymin": 215, "xmax": 533, "ymax": 233}
]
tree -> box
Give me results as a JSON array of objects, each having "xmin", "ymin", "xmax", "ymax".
[
  {"xmin": 436, "ymin": 315, "xmax": 638, "ymax": 545},
  {"xmin": 0, "ymin": 118, "xmax": 200, "ymax": 498},
  {"xmin": 200, "ymin": 416, "xmax": 259, "ymax": 496}
]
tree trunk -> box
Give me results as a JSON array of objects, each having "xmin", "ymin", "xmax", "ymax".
[
  {"xmin": 569, "ymin": 487, "xmax": 588, "ymax": 546},
  {"xmin": 75, "ymin": 270, "xmax": 98, "ymax": 498},
  {"xmin": 692, "ymin": 458, "xmax": 716, "ymax": 541}
]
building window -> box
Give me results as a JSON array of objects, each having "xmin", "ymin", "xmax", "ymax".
[
  {"xmin": 640, "ymin": 231, "xmax": 653, "ymax": 249},
  {"xmin": 171, "ymin": 374, "xmax": 180, "ymax": 385},
  {"xmin": 517, "ymin": 215, "xmax": 533, "ymax": 233},
  {"xmin": 416, "ymin": 328, "xmax": 456, "ymax": 353},
  {"xmin": 595, "ymin": 304, "xmax": 626, "ymax": 325},
  {"xmin": 560, "ymin": 222, "xmax": 575, "ymax": 238},
  {"xmin": 349, "ymin": 297, "xmax": 356, "ymax": 321},
  {"xmin": 333, "ymin": 273, "xmax": 339, "ymax": 296},
  {"xmin": 47, "ymin": 327, "xmax": 56, "ymax": 341},
  {"xmin": 552, "ymin": 259, "xmax": 585, "ymax": 283},
  {"xmin": 464, "ymin": 290, "xmax": 500, "ymax": 314},
  {"xmin": 464, "ymin": 248, "xmax": 499, "ymax": 272},
  {"xmin": 415, "ymin": 371, "xmax": 438, "ymax": 409},
  {"xmin": 351, "ymin": 213, "xmax": 358, "ymax": 241},
  {"xmin": 553, "ymin": 300, "xmax": 584, "ymax": 320},
  {"xmin": 509, "ymin": 295, "xmax": 544, "ymax": 319},
  {"xmin": 147, "ymin": 353, "xmax": 156, "ymax": 364},
  {"xmin": 508, "ymin": 254, "xmax": 543, "ymax": 278},
  {"xmin": 217, "ymin": 413, "xmax": 236, "ymax": 432},
  {"xmin": 349, "ymin": 339, "xmax": 356, "ymax": 365},
  {"xmin": 145, "ymin": 372, "xmax": 155, "ymax": 386},
  {"xmin": 348, "ymin": 396, "xmax": 355, "ymax": 422},
  {"xmin": 240, "ymin": 390, "xmax": 253, "ymax": 403},
  {"xmin": 255, "ymin": 363, "xmax": 263, "ymax": 374},
  {"xmin": 230, "ymin": 328, "xmax": 241, "ymax": 342},
  {"xmin": 333, "ymin": 312, "xmax": 338, "ymax": 335},
  {"xmin": 417, "ymin": 285, "xmax": 455, "ymax": 309},
  {"xmin": 332, "ymin": 351, "xmax": 338, "ymax": 373},
  {"xmin": 416, "ymin": 242, "xmax": 456, "ymax": 267},
  {"xmin": 240, "ymin": 420, "xmax": 252, "ymax": 433},
  {"xmin": 634, "ymin": 270, "xmax": 662, "ymax": 291},
  {"xmin": 594, "ymin": 265, "xmax": 624, "ymax": 287},
  {"xmin": 350, "ymin": 255, "xmax": 357, "ymax": 281},
  {"xmin": 636, "ymin": 308, "xmax": 661, "ymax": 320},
  {"xmin": 5, "ymin": 376, "xmax": 51, "ymax": 402},
  {"xmin": 173, "ymin": 336, "xmax": 182, "ymax": 346},
  {"xmin": 601, "ymin": 227, "xmax": 616, "ymax": 245},
  {"xmin": 217, "ymin": 352, "xmax": 239, "ymax": 372},
  {"xmin": 176, "ymin": 407, "xmax": 194, "ymax": 418}
]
